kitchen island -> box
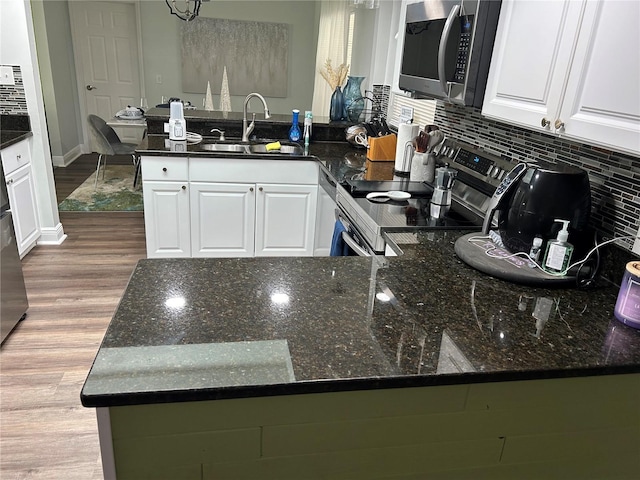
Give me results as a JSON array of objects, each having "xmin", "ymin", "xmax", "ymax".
[{"xmin": 81, "ymin": 230, "xmax": 640, "ymax": 479}]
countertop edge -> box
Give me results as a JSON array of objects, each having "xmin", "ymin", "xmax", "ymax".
[
  {"xmin": 80, "ymin": 363, "xmax": 640, "ymax": 408},
  {"xmin": 1, "ymin": 130, "xmax": 32, "ymax": 149}
]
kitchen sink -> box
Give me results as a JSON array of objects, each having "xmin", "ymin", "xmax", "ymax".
[
  {"xmin": 249, "ymin": 144, "xmax": 304, "ymax": 155},
  {"xmin": 198, "ymin": 140, "xmax": 304, "ymax": 156},
  {"xmin": 200, "ymin": 143, "xmax": 250, "ymax": 153}
]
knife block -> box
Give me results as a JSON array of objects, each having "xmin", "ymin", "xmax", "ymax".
[{"xmin": 367, "ymin": 134, "xmax": 397, "ymax": 161}]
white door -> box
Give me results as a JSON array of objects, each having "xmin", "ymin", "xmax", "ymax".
[
  {"xmin": 255, "ymin": 184, "xmax": 318, "ymax": 257},
  {"xmin": 6, "ymin": 164, "xmax": 40, "ymax": 258},
  {"xmin": 70, "ymin": 1, "xmax": 142, "ymax": 143},
  {"xmin": 559, "ymin": 0, "xmax": 640, "ymax": 155},
  {"xmin": 481, "ymin": 0, "xmax": 583, "ymax": 133},
  {"xmin": 143, "ymin": 181, "xmax": 191, "ymax": 258},
  {"xmin": 190, "ymin": 182, "xmax": 256, "ymax": 258}
]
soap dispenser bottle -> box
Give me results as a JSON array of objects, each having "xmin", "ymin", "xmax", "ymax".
[
  {"xmin": 543, "ymin": 219, "xmax": 574, "ymax": 273},
  {"xmin": 289, "ymin": 109, "xmax": 301, "ymax": 142}
]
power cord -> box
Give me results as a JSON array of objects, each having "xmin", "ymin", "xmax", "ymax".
[{"xmin": 467, "ymin": 232, "xmax": 639, "ymax": 288}]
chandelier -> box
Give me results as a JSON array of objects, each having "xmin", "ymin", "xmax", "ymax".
[{"xmin": 165, "ymin": 0, "xmax": 204, "ymax": 22}]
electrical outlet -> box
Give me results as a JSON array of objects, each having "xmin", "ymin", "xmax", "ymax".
[
  {"xmin": 633, "ymin": 225, "xmax": 640, "ymax": 255},
  {"xmin": 155, "ymin": 74, "xmax": 162, "ymax": 84},
  {"xmin": 0, "ymin": 66, "xmax": 15, "ymax": 85}
]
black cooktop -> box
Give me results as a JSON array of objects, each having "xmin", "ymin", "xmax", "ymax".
[{"xmin": 345, "ymin": 179, "xmax": 434, "ymax": 198}]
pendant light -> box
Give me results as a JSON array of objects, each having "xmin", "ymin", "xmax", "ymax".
[{"xmin": 165, "ymin": 0, "xmax": 203, "ymax": 22}]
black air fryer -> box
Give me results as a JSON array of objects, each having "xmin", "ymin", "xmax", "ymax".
[
  {"xmin": 483, "ymin": 160, "xmax": 592, "ymax": 256},
  {"xmin": 497, "ymin": 162, "xmax": 593, "ymax": 253}
]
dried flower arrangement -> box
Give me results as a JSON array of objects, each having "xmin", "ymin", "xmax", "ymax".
[{"xmin": 319, "ymin": 59, "xmax": 349, "ymax": 90}]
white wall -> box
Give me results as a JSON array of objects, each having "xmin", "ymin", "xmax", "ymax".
[
  {"xmin": 139, "ymin": 0, "xmax": 320, "ymax": 114},
  {"xmin": 0, "ymin": 0, "xmax": 66, "ymax": 246}
]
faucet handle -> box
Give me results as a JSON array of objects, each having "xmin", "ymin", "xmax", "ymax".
[{"xmin": 210, "ymin": 128, "xmax": 225, "ymax": 141}]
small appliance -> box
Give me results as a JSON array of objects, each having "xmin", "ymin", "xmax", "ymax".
[
  {"xmin": 166, "ymin": 101, "xmax": 187, "ymax": 141},
  {"xmin": 482, "ymin": 160, "xmax": 592, "ymax": 257},
  {"xmin": 399, "ymin": 0, "xmax": 502, "ymax": 107},
  {"xmin": 430, "ymin": 164, "xmax": 457, "ymax": 219}
]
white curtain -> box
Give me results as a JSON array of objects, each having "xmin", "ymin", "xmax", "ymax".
[{"xmin": 311, "ymin": 0, "xmax": 351, "ymax": 118}]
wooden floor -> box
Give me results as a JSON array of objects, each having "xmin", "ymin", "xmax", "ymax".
[{"xmin": 1, "ymin": 156, "xmax": 147, "ymax": 479}]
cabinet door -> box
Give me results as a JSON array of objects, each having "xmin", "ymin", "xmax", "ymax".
[
  {"xmin": 190, "ymin": 182, "xmax": 255, "ymax": 258},
  {"xmin": 5, "ymin": 164, "xmax": 40, "ymax": 257},
  {"xmin": 143, "ymin": 181, "xmax": 190, "ymax": 258},
  {"xmin": 482, "ymin": 0, "xmax": 583, "ymax": 132},
  {"xmin": 255, "ymin": 184, "xmax": 318, "ymax": 257},
  {"xmin": 559, "ymin": 0, "xmax": 640, "ymax": 155}
]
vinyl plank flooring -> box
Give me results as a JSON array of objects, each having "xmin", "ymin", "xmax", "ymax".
[{"xmin": 1, "ymin": 158, "xmax": 147, "ymax": 479}]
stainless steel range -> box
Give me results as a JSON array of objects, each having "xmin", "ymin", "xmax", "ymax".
[{"xmin": 333, "ymin": 139, "xmax": 516, "ymax": 255}]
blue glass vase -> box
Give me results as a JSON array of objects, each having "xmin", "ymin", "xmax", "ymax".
[
  {"xmin": 329, "ymin": 86, "xmax": 346, "ymax": 121},
  {"xmin": 289, "ymin": 109, "xmax": 301, "ymax": 142},
  {"xmin": 343, "ymin": 76, "xmax": 365, "ymax": 123}
]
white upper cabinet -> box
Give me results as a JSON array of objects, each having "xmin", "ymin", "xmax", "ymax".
[{"xmin": 482, "ymin": 0, "xmax": 640, "ymax": 156}]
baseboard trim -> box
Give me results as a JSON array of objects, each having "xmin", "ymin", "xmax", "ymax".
[
  {"xmin": 37, "ymin": 223, "xmax": 67, "ymax": 245},
  {"xmin": 52, "ymin": 145, "xmax": 84, "ymax": 167}
]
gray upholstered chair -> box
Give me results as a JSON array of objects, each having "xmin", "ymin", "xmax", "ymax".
[{"xmin": 87, "ymin": 114, "xmax": 139, "ymax": 188}]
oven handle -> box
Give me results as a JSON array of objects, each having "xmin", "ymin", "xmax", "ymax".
[
  {"xmin": 335, "ymin": 209, "xmax": 374, "ymax": 257},
  {"xmin": 341, "ymin": 231, "xmax": 371, "ymax": 257}
]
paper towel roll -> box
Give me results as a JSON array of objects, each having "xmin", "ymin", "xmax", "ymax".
[
  {"xmin": 614, "ymin": 261, "xmax": 640, "ymax": 329},
  {"xmin": 395, "ymin": 123, "xmax": 419, "ymax": 173}
]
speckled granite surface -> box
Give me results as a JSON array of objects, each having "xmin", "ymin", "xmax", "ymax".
[
  {"xmin": 1, "ymin": 114, "xmax": 31, "ymax": 149},
  {"xmin": 81, "ymin": 230, "xmax": 640, "ymax": 407}
]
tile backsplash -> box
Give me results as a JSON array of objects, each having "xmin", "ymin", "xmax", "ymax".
[
  {"xmin": 430, "ymin": 101, "xmax": 639, "ymax": 252},
  {"xmin": 0, "ymin": 65, "xmax": 27, "ymax": 115}
]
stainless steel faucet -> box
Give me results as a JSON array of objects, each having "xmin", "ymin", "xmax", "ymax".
[{"xmin": 242, "ymin": 93, "xmax": 271, "ymax": 142}]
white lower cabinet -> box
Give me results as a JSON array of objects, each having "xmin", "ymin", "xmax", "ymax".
[
  {"xmin": 2, "ymin": 139, "xmax": 40, "ymax": 257},
  {"xmin": 5, "ymin": 164, "xmax": 40, "ymax": 257},
  {"xmin": 190, "ymin": 182, "xmax": 255, "ymax": 257},
  {"xmin": 142, "ymin": 156, "xmax": 320, "ymax": 258},
  {"xmin": 255, "ymin": 183, "xmax": 317, "ymax": 257},
  {"xmin": 143, "ymin": 181, "xmax": 191, "ymax": 258}
]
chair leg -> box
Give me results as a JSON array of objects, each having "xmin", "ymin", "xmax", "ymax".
[
  {"xmin": 132, "ymin": 155, "xmax": 141, "ymax": 188},
  {"xmin": 94, "ymin": 154, "xmax": 103, "ymax": 189}
]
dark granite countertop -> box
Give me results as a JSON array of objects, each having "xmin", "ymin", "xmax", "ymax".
[
  {"xmin": 81, "ymin": 230, "xmax": 640, "ymax": 407},
  {"xmin": 1, "ymin": 114, "xmax": 32, "ymax": 149}
]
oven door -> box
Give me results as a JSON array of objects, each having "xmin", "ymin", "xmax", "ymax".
[{"xmin": 335, "ymin": 209, "xmax": 375, "ymax": 257}]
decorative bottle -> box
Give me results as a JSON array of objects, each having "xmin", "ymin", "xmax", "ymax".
[
  {"xmin": 343, "ymin": 76, "xmax": 365, "ymax": 122},
  {"xmin": 329, "ymin": 86, "xmax": 345, "ymax": 121},
  {"xmin": 289, "ymin": 109, "xmax": 301, "ymax": 142}
]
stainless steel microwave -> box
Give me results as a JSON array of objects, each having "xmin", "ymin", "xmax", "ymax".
[{"xmin": 398, "ymin": 0, "xmax": 502, "ymax": 108}]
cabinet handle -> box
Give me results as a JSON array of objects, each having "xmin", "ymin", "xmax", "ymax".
[
  {"xmin": 249, "ymin": 187, "xmax": 254, "ymax": 192},
  {"xmin": 181, "ymin": 185, "xmax": 186, "ymax": 190},
  {"xmin": 541, "ymin": 118, "xmax": 550, "ymax": 128},
  {"xmin": 554, "ymin": 119, "xmax": 565, "ymax": 130},
  {"xmin": 7, "ymin": 179, "xmax": 13, "ymax": 184},
  {"xmin": 16, "ymin": 154, "xmax": 21, "ymax": 160},
  {"xmin": 259, "ymin": 187, "xmax": 263, "ymax": 192},
  {"xmin": 162, "ymin": 167, "xmax": 167, "ymax": 172}
]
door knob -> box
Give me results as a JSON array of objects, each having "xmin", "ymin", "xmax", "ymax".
[
  {"xmin": 86, "ymin": 85, "xmax": 96, "ymax": 91},
  {"xmin": 555, "ymin": 119, "xmax": 565, "ymax": 130},
  {"xmin": 541, "ymin": 118, "xmax": 550, "ymax": 128}
]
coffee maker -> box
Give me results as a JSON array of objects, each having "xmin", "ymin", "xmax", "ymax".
[{"xmin": 482, "ymin": 160, "xmax": 592, "ymax": 257}]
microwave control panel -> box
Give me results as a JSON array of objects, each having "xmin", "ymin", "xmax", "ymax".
[{"xmin": 454, "ymin": 16, "xmax": 474, "ymax": 82}]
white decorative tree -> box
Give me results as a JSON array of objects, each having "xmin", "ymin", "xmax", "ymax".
[
  {"xmin": 219, "ymin": 66, "xmax": 231, "ymax": 118},
  {"xmin": 204, "ymin": 81, "xmax": 214, "ymax": 111}
]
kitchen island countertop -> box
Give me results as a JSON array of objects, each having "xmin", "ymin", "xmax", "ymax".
[{"xmin": 81, "ymin": 229, "xmax": 640, "ymax": 407}]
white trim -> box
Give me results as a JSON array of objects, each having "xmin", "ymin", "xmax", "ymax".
[
  {"xmin": 36, "ymin": 223, "xmax": 66, "ymax": 246},
  {"xmin": 51, "ymin": 144, "xmax": 83, "ymax": 167},
  {"xmin": 96, "ymin": 407, "xmax": 117, "ymax": 480}
]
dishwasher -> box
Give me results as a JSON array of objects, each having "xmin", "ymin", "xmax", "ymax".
[{"xmin": 1, "ymin": 162, "xmax": 29, "ymax": 344}]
